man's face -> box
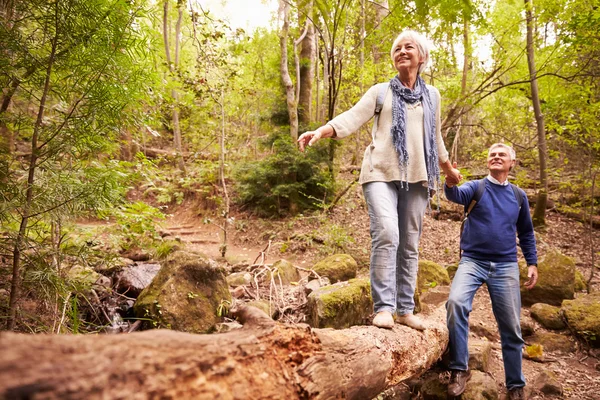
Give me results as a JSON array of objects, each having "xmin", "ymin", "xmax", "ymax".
[{"xmin": 487, "ymin": 146, "xmax": 515, "ymax": 173}]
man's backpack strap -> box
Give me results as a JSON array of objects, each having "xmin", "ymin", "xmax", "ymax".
[
  {"xmin": 464, "ymin": 179, "xmax": 487, "ymax": 217},
  {"xmin": 510, "ymin": 183, "xmax": 524, "ymax": 210}
]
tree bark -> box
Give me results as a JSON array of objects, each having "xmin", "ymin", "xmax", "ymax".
[
  {"xmin": 298, "ymin": 0, "xmax": 314, "ymax": 126},
  {"xmin": 0, "ymin": 305, "xmax": 448, "ymax": 399},
  {"xmin": 525, "ymin": 0, "xmax": 548, "ymax": 227},
  {"xmin": 279, "ymin": 0, "xmax": 299, "ymax": 140}
]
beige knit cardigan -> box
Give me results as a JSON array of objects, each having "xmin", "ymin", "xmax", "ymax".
[{"xmin": 327, "ymin": 83, "xmax": 449, "ymax": 187}]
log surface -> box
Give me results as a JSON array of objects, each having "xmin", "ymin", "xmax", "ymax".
[{"xmin": 0, "ymin": 305, "xmax": 448, "ymax": 400}]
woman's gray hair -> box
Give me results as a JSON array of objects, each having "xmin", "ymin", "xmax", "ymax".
[
  {"xmin": 488, "ymin": 143, "xmax": 516, "ymax": 160},
  {"xmin": 390, "ymin": 30, "xmax": 431, "ymax": 75}
]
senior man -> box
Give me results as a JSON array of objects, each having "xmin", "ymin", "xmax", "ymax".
[{"xmin": 443, "ymin": 143, "xmax": 538, "ymax": 400}]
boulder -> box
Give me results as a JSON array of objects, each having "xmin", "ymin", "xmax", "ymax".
[
  {"xmin": 262, "ymin": 259, "xmax": 300, "ymax": 285},
  {"xmin": 115, "ymin": 263, "xmax": 161, "ymax": 297},
  {"xmin": 134, "ymin": 252, "xmax": 231, "ymax": 333},
  {"xmin": 417, "ymin": 260, "xmax": 451, "ymax": 292},
  {"xmin": 468, "ymin": 338, "xmax": 492, "ymax": 373},
  {"xmin": 312, "ymin": 254, "xmax": 357, "ymax": 284},
  {"xmin": 533, "ymin": 370, "xmax": 563, "ymax": 396},
  {"xmin": 446, "ymin": 263, "xmax": 459, "ymax": 280},
  {"xmin": 527, "ymin": 332, "xmax": 577, "ymax": 354},
  {"xmin": 67, "ymin": 265, "xmax": 101, "ymax": 286},
  {"xmin": 460, "ymin": 370, "xmax": 499, "ymax": 400},
  {"xmin": 520, "ymin": 250, "xmax": 575, "ymax": 306},
  {"xmin": 227, "ymin": 271, "xmax": 252, "ymax": 287},
  {"xmin": 520, "ymin": 313, "xmax": 536, "ymax": 337},
  {"xmin": 561, "ymin": 291, "xmax": 600, "ymax": 347},
  {"xmin": 304, "ymin": 277, "xmax": 331, "ymax": 296},
  {"xmin": 530, "ymin": 303, "xmax": 566, "ymax": 330},
  {"xmin": 245, "ymin": 300, "xmax": 275, "ymax": 318},
  {"xmin": 306, "ymin": 278, "xmax": 372, "ymax": 329},
  {"xmin": 419, "ymin": 375, "xmax": 447, "ymax": 399},
  {"xmin": 574, "ymin": 270, "xmax": 587, "ymax": 292}
]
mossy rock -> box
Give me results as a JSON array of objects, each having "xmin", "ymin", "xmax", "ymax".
[
  {"xmin": 311, "ymin": 254, "xmax": 357, "ymax": 284},
  {"xmin": 263, "ymin": 259, "xmax": 300, "ymax": 285},
  {"xmin": 245, "ymin": 300, "xmax": 275, "ymax": 318},
  {"xmin": 306, "ymin": 278, "xmax": 372, "ymax": 329},
  {"xmin": 446, "ymin": 263, "xmax": 459, "ymax": 280},
  {"xmin": 419, "ymin": 376, "xmax": 447, "ymax": 399},
  {"xmin": 134, "ymin": 251, "xmax": 231, "ymax": 333},
  {"xmin": 417, "ymin": 260, "xmax": 450, "ymax": 293},
  {"xmin": 530, "ymin": 303, "xmax": 566, "ymax": 330},
  {"xmin": 533, "ymin": 370, "xmax": 563, "ymax": 396},
  {"xmin": 574, "ymin": 270, "xmax": 587, "ymax": 292},
  {"xmin": 460, "ymin": 370, "xmax": 499, "ymax": 400},
  {"xmin": 468, "ymin": 338, "xmax": 492, "ymax": 373},
  {"xmin": 227, "ymin": 271, "xmax": 252, "ymax": 287},
  {"xmin": 562, "ymin": 292, "xmax": 600, "ymax": 347},
  {"xmin": 527, "ymin": 332, "xmax": 577, "ymax": 354},
  {"xmin": 520, "ymin": 250, "xmax": 575, "ymax": 306},
  {"xmin": 67, "ymin": 265, "xmax": 101, "ymax": 287}
]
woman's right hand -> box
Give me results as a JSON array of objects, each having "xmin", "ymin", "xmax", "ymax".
[{"xmin": 297, "ymin": 130, "xmax": 322, "ymax": 152}]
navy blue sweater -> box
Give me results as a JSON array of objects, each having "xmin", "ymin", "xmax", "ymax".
[{"xmin": 445, "ymin": 178, "xmax": 537, "ymax": 265}]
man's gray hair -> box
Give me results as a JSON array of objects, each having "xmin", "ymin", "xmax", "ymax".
[
  {"xmin": 488, "ymin": 143, "xmax": 516, "ymax": 160},
  {"xmin": 390, "ymin": 30, "xmax": 431, "ymax": 75}
]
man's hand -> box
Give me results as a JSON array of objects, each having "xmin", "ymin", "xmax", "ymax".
[
  {"xmin": 444, "ymin": 161, "xmax": 462, "ymax": 188},
  {"xmin": 524, "ymin": 265, "xmax": 538, "ymax": 290},
  {"xmin": 297, "ymin": 130, "xmax": 322, "ymax": 152}
]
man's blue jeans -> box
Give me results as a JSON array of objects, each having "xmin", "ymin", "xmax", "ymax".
[
  {"xmin": 446, "ymin": 256, "xmax": 525, "ymax": 390},
  {"xmin": 363, "ymin": 181, "xmax": 428, "ymax": 315}
]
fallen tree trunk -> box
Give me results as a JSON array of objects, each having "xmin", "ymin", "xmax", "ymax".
[{"xmin": 0, "ymin": 305, "xmax": 448, "ymax": 400}]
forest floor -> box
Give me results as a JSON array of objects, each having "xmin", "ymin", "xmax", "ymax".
[{"xmin": 161, "ymin": 179, "xmax": 600, "ymax": 400}]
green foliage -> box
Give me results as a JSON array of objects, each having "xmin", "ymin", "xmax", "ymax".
[
  {"xmin": 234, "ymin": 131, "xmax": 334, "ymax": 216},
  {"xmin": 318, "ymin": 224, "xmax": 356, "ymax": 255},
  {"xmin": 100, "ymin": 201, "xmax": 165, "ymax": 251}
]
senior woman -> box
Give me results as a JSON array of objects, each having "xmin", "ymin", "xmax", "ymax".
[{"xmin": 298, "ymin": 30, "xmax": 461, "ymax": 330}]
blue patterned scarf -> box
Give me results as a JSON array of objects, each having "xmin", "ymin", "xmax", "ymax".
[{"xmin": 389, "ymin": 75, "xmax": 440, "ymax": 195}]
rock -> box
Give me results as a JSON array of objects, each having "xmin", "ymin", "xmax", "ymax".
[
  {"xmin": 115, "ymin": 263, "xmax": 161, "ymax": 297},
  {"xmin": 520, "ymin": 313, "xmax": 536, "ymax": 337},
  {"xmin": 574, "ymin": 270, "xmax": 587, "ymax": 292},
  {"xmin": 520, "ymin": 250, "xmax": 575, "ymax": 306},
  {"xmin": 230, "ymin": 286, "xmax": 246, "ymax": 299},
  {"xmin": 214, "ymin": 321, "xmax": 243, "ymax": 333},
  {"xmin": 417, "ymin": 260, "xmax": 450, "ymax": 292},
  {"xmin": 446, "ymin": 263, "xmax": 459, "ymax": 280},
  {"xmin": 460, "ymin": 370, "xmax": 499, "ymax": 400},
  {"xmin": 470, "ymin": 322, "xmax": 499, "ymax": 342},
  {"xmin": 133, "ymin": 252, "xmax": 231, "ymax": 333},
  {"xmin": 262, "ymin": 259, "xmax": 300, "ymax": 285},
  {"xmin": 67, "ymin": 265, "xmax": 101, "ymax": 286},
  {"xmin": 245, "ymin": 300, "xmax": 275, "ymax": 318},
  {"xmin": 306, "ymin": 278, "xmax": 372, "ymax": 329},
  {"xmin": 533, "ymin": 370, "xmax": 563, "ymax": 396},
  {"xmin": 121, "ymin": 248, "xmax": 151, "ymax": 262},
  {"xmin": 304, "ymin": 277, "xmax": 331, "ymax": 296},
  {"xmin": 311, "ymin": 254, "xmax": 357, "ymax": 284},
  {"xmin": 527, "ymin": 332, "xmax": 577, "ymax": 354},
  {"xmin": 530, "ymin": 303, "xmax": 566, "ymax": 330},
  {"xmin": 95, "ymin": 257, "xmax": 135, "ymax": 274},
  {"xmin": 226, "ymin": 271, "xmax": 252, "ymax": 287},
  {"xmin": 420, "ymin": 285, "xmax": 450, "ymax": 306},
  {"xmin": 561, "ymin": 291, "xmax": 600, "ymax": 347},
  {"xmin": 419, "ymin": 375, "xmax": 447, "ymax": 399},
  {"xmin": 468, "ymin": 338, "xmax": 492, "ymax": 373}
]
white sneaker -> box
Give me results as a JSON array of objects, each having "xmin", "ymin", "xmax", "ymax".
[
  {"xmin": 397, "ymin": 313, "xmax": 426, "ymax": 330},
  {"xmin": 372, "ymin": 311, "xmax": 394, "ymax": 329}
]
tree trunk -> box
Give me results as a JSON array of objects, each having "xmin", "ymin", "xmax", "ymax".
[
  {"xmin": 525, "ymin": 0, "xmax": 548, "ymax": 227},
  {"xmin": 298, "ymin": 0, "xmax": 314, "ymax": 126},
  {"xmin": 7, "ymin": 3, "xmax": 59, "ymax": 331},
  {"xmin": 279, "ymin": 0, "xmax": 298, "ymax": 140},
  {"xmin": 163, "ymin": 0, "xmax": 185, "ymax": 172},
  {"xmin": 0, "ymin": 305, "xmax": 448, "ymax": 399},
  {"xmin": 371, "ymin": 0, "xmax": 389, "ymax": 66}
]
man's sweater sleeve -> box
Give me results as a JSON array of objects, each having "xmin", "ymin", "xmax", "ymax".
[
  {"xmin": 516, "ymin": 191, "xmax": 538, "ymax": 265},
  {"xmin": 444, "ymin": 181, "xmax": 477, "ymax": 206}
]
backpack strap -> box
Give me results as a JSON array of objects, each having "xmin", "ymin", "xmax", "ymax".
[
  {"xmin": 369, "ymin": 82, "xmax": 390, "ymax": 172},
  {"xmin": 510, "ymin": 183, "xmax": 524, "ymax": 210},
  {"xmin": 459, "ymin": 179, "xmax": 486, "ymax": 257}
]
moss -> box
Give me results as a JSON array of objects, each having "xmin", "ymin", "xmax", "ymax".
[
  {"xmin": 264, "ymin": 259, "xmax": 300, "ymax": 285},
  {"xmin": 562, "ymin": 292, "xmax": 600, "ymax": 347},
  {"xmin": 319, "ymin": 278, "xmax": 370, "ymax": 318},
  {"xmin": 307, "ymin": 278, "xmax": 372, "ymax": 329},
  {"xmin": 312, "ymin": 254, "xmax": 357, "ymax": 283},
  {"xmin": 520, "ymin": 250, "xmax": 575, "ymax": 306},
  {"xmin": 530, "ymin": 303, "xmax": 566, "ymax": 330},
  {"xmin": 574, "ymin": 270, "xmax": 587, "ymax": 292},
  {"xmin": 418, "ymin": 260, "xmax": 450, "ymax": 292}
]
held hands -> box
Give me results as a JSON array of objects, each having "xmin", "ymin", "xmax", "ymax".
[
  {"xmin": 297, "ymin": 130, "xmax": 322, "ymax": 152},
  {"xmin": 445, "ymin": 161, "xmax": 462, "ymax": 188},
  {"xmin": 524, "ymin": 265, "xmax": 538, "ymax": 290}
]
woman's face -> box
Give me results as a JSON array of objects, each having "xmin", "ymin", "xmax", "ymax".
[{"xmin": 392, "ymin": 38, "xmax": 424, "ymax": 74}]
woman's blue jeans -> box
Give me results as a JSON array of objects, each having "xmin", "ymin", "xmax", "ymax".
[
  {"xmin": 363, "ymin": 181, "xmax": 428, "ymax": 316},
  {"xmin": 446, "ymin": 256, "xmax": 525, "ymax": 390}
]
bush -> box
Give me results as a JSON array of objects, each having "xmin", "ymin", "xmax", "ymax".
[{"xmin": 234, "ymin": 131, "xmax": 334, "ymax": 216}]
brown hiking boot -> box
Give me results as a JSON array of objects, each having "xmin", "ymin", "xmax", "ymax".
[
  {"xmin": 447, "ymin": 369, "xmax": 472, "ymax": 397},
  {"xmin": 508, "ymin": 387, "xmax": 525, "ymax": 400}
]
